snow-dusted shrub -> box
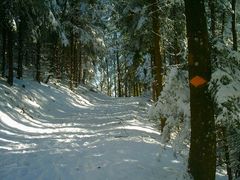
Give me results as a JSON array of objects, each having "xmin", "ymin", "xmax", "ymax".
[{"xmin": 149, "ymin": 66, "xmax": 190, "ymax": 151}]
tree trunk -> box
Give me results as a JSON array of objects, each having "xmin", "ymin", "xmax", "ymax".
[
  {"xmin": 51, "ymin": 39, "xmax": 57, "ymax": 74},
  {"xmin": 106, "ymin": 58, "xmax": 111, "ymax": 96},
  {"xmin": 184, "ymin": 0, "xmax": 216, "ymax": 179},
  {"xmin": 73, "ymin": 39, "xmax": 78, "ymax": 87},
  {"xmin": 7, "ymin": 29, "xmax": 13, "ymax": 86},
  {"xmin": 222, "ymin": 128, "xmax": 233, "ymax": 180},
  {"xmin": 78, "ymin": 40, "xmax": 82, "ymax": 84},
  {"xmin": 36, "ymin": 40, "xmax": 41, "ymax": 83},
  {"xmin": 150, "ymin": 50, "xmax": 156, "ymax": 101},
  {"xmin": 1, "ymin": 29, "xmax": 6, "ymax": 78},
  {"xmin": 113, "ymin": 54, "xmax": 117, "ymax": 97},
  {"xmin": 124, "ymin": 60, "xmax": 128, "ymax": 97},
  {"xmin": 151, "ymin": 0, "xmax": 163, "ymax": 100},
  {"xmin": 69, "ymin": 30, "xmax": 74, "ymax": 89},
  {"xmin": 231, "ymin": 0, "xmax": 237, "ymax": 51},
  {"xmin": 17, "ymin": 15, "xmax": 24, "ymax": 79},
  {"xmin": 116, "ymin": 50, "xmax": 121, "ymax": 97}
]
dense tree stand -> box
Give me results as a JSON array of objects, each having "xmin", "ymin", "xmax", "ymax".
[
  {"xmin": 184, "ymin": 0, "xmax": 216, "ymax": 179},
  {"xmin": 0, "ymin": 1, "xmax": 239, "ymax": 179}
]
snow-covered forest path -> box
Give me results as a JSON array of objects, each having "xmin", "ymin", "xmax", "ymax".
[{"xmin": 0, "ymin": 80, "xmax": 187, "ymax": 179}]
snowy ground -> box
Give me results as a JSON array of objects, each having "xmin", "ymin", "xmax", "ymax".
[{"xmin": 0, "ymin": 79, "xmax": 227, "ymax": 180}]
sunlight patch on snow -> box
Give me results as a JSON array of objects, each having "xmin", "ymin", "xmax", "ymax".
[
  {"xmin": 142, "ymin": 137, "xmax": 161, "ymax": 144},
  {"xmin": 52, "ymin": 148, "xmax": 72, "ymax": 154},
  {"xmin": 105, "ymin": 136, "xmax": 161, "ymax": 145},
  {"xmin": 0, "ymin": 141, "xmax": 37, "ymax": 152},
  {"xmin": 116, "ymin": 125, "xmax": 161, "ymax": 135},
  {"xmin": 123, "ymin": 159, "xmax": 138, "ymax": 163},
  {"xmin": 0, "ymin": 146, "xmax": 14, "ymax": 150},
  {"xmin": 92, "ymin": 153, "xmax": 104, "ymax": 157},
  {"xmin": 0, "ymin": 129, "xmax": 16, "ymax": 136},
  {"xmin": 86, "ymin": 121, "xmax": 119, "ymax": 128},
  {"xmin": 216, "ymin": 172, "xmax": 227, "ymax": 177},
  {"xmin": 70, "ymin": 101, "xmax": 90, "ymax": 108},
  {"xmin": 216, "ymin": 169, "xmax": 227, "ymax": 177},
  {"xmin": 163, "ymin": 166, "xmax": 174, "ymax": 172},
  {"xmin": 171, "ymin": 160, "xmax": 181, "ymax": 164},
  {"xmin": 6, "ymin": 103, "xmax": 13, "ymax": 109},
  {"xmin": 55, "ymin": 139, "xmax": 75, "ymax": 143},
  {"xmin": 0, "ymin": 111, "xmax": 90, "ymax": 135},
  {"xmin": 24, "ymin": 98, "xmax": 40, "ymax": 108}
]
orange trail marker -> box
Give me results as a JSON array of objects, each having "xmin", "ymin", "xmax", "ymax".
[{"xmin": 190, "ymin": 76, "xmax": 207, "ymax": 87}]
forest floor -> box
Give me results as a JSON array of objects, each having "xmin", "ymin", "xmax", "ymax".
[{"xmin": 0, "ymin": 79, "xmax": 227, "ymax": 180}]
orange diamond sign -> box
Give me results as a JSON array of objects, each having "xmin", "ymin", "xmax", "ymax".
[{"xmin": 190, "ymin": 76, "xmax": 207, "ymax": 87}]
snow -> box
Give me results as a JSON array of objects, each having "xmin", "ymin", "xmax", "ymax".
[
  {"xmin": 0, "ymin": 79, "xmax": 227, "ymax": 179},
  {"xmin": 49, "ymin": 10, "xmax": 59, "ymax": 30},
  {"xmin": 60, "ymin": 32, "xmax": 69, "ymax": 47},
  {"xmin": 136, "ymin": 16, "xmax": 146, "ymax": 30}
]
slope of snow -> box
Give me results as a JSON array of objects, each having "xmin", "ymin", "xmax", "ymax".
[{"xmin": 0, "ymin": 79, "xmax": 227, "ymax": 179}]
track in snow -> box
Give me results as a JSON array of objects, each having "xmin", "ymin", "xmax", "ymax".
[{"xmin": 0, "ymin": 81, "xmax": 187, "ymax": 180}]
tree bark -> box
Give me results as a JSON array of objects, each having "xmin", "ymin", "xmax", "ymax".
[
  {"xmin": 7, "ymin": 29, "xmax": 13, "ymax": 86},
  {"xmin": 222, "ymin": 129, "xmax": 233, "ymax": 180},
  {"xmin": 78, "ymin": 40, "xmax": 82, "ymax": 84},
  {"xmin": 116, "ymin": 49, "xmax": 121, "ymax": 97},
  {"xmin": 17, "ymin": 15, "xmax": 24, "ymax": 79},
  {"xmin": 1, "ymin": 29, "xmax": 6, "ymax": 78},
  {"xmin": 51, "ymin": 38, "xmax": 57, "ymax": 74},
  {"xmin": 231, "ymin": 0, "xmax": 237, "ymax": 51},
  {"xmin": 106, "ymin": 58, "xmax": 111, "ymax": 96},
  {"xmin": 150, "ymin": 50, "xmax": 156, "ymax": 101},
  {"xmin": 69, "ymin": 30, "xmax": 74, "ymax": 89},
  {"xmin": 113, "ymin": 54, "xmax": 117, "ymax": 97},
  {"xmin": 73, "ymin": 39, "xmax": 78, "ymax": 87},
  {"xmin": 36, "ymin": 40, "xmax": 41, "ymax": 83},
  {"xmin": 124, "ymin": 60, "xmax": 128, "ymax": 97},
  {"xmin": 151, "ymin": 0, "xmax": 163, "ymax": 100},
  {"xmin": 184, "ymin": 0, "xmax": 216, "ymax": 179}
]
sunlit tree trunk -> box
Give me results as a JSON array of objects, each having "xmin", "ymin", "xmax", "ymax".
[{"xmin": 184, "ymin": 0, "xmax": 216, "ymax": 179}]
